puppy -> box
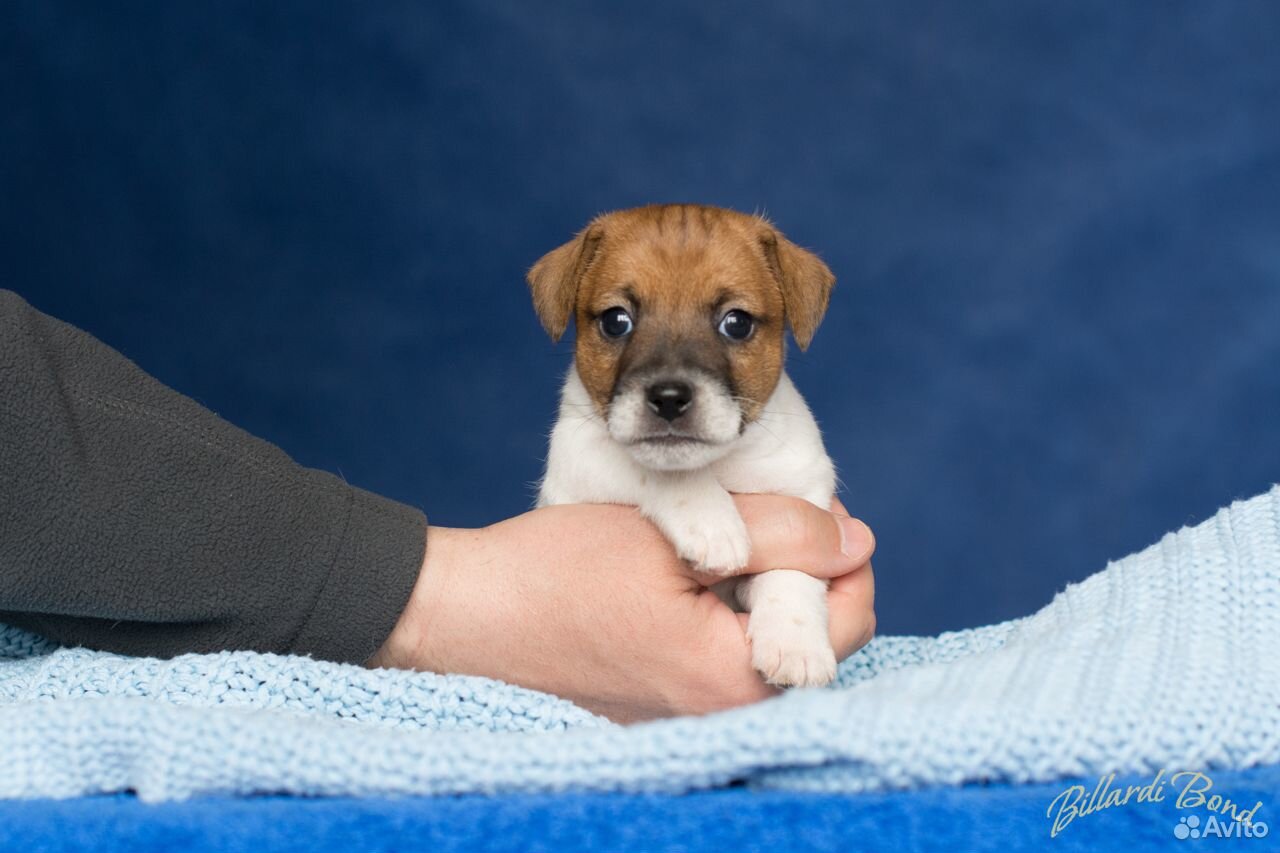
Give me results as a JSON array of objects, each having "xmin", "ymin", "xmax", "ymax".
[{"xmin": 529, "ymin": 204, "xmax": 838, "ymax": 687}]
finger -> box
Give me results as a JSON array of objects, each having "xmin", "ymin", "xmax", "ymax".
[
  {"xmin": 682, "ymin": 600, "xmax": 780, "ymax": 713},
  {"xmin": 720, "ymin": 494, "xmax": 874, "ymax": 579},
  {"xmin": 827, "ymin": 560, "xmax": 876, "ymax": 660}
]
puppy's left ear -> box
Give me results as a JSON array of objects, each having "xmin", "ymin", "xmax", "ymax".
[
  {"xmin": 526, "ymin": 223, "xmax": 604, "ymax": 342},
  {"xmin": 759, "ymin": 227, "xmax": 835, "ymax": 350}
]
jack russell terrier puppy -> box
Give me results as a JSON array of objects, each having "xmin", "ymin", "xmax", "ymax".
[{"xmin": 529, "ymin": 204, "xmax": 838, "ymax": 687}]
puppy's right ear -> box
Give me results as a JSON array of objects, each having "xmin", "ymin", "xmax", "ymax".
[
  {"xmin": 757, "ymin": 226, "xmax": 835, "ymax": 351},
  {"xmin": 526, "ymin": 223, "xmax": 604, "ymax": 342}
]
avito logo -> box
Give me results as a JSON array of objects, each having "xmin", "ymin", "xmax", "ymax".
[{"xmin": 1174, "ymin": 814, "xmax": 1270, "ymax": 841}]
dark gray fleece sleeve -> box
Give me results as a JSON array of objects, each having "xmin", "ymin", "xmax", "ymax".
[{"xmin": 0, "ymin": 289, "xmax": 426, "ymax": 664}]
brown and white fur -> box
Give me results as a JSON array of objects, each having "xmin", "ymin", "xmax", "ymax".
[{"xmin": 529, "ymin": 204, "xmax": 838, "ymax": 687}]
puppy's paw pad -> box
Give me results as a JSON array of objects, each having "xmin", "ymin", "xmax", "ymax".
[
  {"xmin": 749, "ymin": 620, "xmax": 837, "ymax": 688},
  {"xmin": 671, "ymin": 521, "xmax": 751, "ymax": 576}
]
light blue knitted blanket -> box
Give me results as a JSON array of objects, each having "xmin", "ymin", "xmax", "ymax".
[{"xmin": 3, "ymin": 487, "xmax": 1278, "ymax": 801}]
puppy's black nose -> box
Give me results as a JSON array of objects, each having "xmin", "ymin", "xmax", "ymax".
[{"xmin": 646, "ymin": 381, "xmax": 693, "ymax": 421}]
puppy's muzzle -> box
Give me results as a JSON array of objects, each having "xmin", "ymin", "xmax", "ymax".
[{"xmin": 646, "ymin": 380, "xmax": 693, "ymax": 422}]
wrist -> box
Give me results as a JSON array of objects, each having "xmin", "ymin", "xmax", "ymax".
[{"xmin": 367, "ymin": 524, "xmax": 468, "ymax": 671}]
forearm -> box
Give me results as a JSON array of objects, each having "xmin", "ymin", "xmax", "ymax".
[{"xmin": 0, "ymin": 289, "xmax": 426, "ymax": 663}]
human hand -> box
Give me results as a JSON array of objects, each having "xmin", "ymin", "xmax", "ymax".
[{"xmin": 367, "ymin": 495, "xmax": 875, "ymax": 723}]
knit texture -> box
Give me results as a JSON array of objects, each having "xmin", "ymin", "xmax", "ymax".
[{"xmin": 2, "ymin": 486, "xmax": 1278, "ymax": 801}]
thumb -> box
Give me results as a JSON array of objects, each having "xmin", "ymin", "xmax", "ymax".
[{"xmin": 703, "ymin": 494, "xmax": 875, "ymax": 581}]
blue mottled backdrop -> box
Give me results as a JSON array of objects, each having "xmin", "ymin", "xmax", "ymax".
[{"xmin": 3, "ymin": 1, "xmax": 1278, "ymax": 634}]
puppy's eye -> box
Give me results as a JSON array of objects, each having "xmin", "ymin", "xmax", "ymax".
[
  {"xmin": 599, "ymin": 306, "xmax": 634, "ymax": 339},
  {"xmin": 717, "ymin": 309, "xmax": 754, "ymax": 341}
]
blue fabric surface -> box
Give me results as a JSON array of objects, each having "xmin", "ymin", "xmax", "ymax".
[
  {"xmin": 5, "ymin": 1, "xmax": 1279, "ymax": 639},
  {"xmin": 2, "ymin": 766, "xmax": 1276, "ymax": 853},
  {"xmin": 4, "ymin": 487, "xmax": 1278, "ymax": 801}
]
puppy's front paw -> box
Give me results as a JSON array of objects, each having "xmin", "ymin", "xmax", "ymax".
[
  {"xmin": 669, "ymin": 515, "xmax": 751, "ymax": 575},
  {"xmin": 748, "ymin": 610, "xmax": 837, "ymax": 688}
]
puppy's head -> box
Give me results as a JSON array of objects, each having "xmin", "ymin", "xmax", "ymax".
[{"xmin": 528, "ymin": 204, "xmax": 834, "ymax": 471}]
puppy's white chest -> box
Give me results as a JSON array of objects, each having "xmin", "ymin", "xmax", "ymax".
[{"xmin": 539, "ymin": 367, "xmax": 834, "ymax": 508}]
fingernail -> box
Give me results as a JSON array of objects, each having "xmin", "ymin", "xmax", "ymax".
[{"xmin": 837, "ymin": 515, "xmax": 874, "ymax": 560}]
